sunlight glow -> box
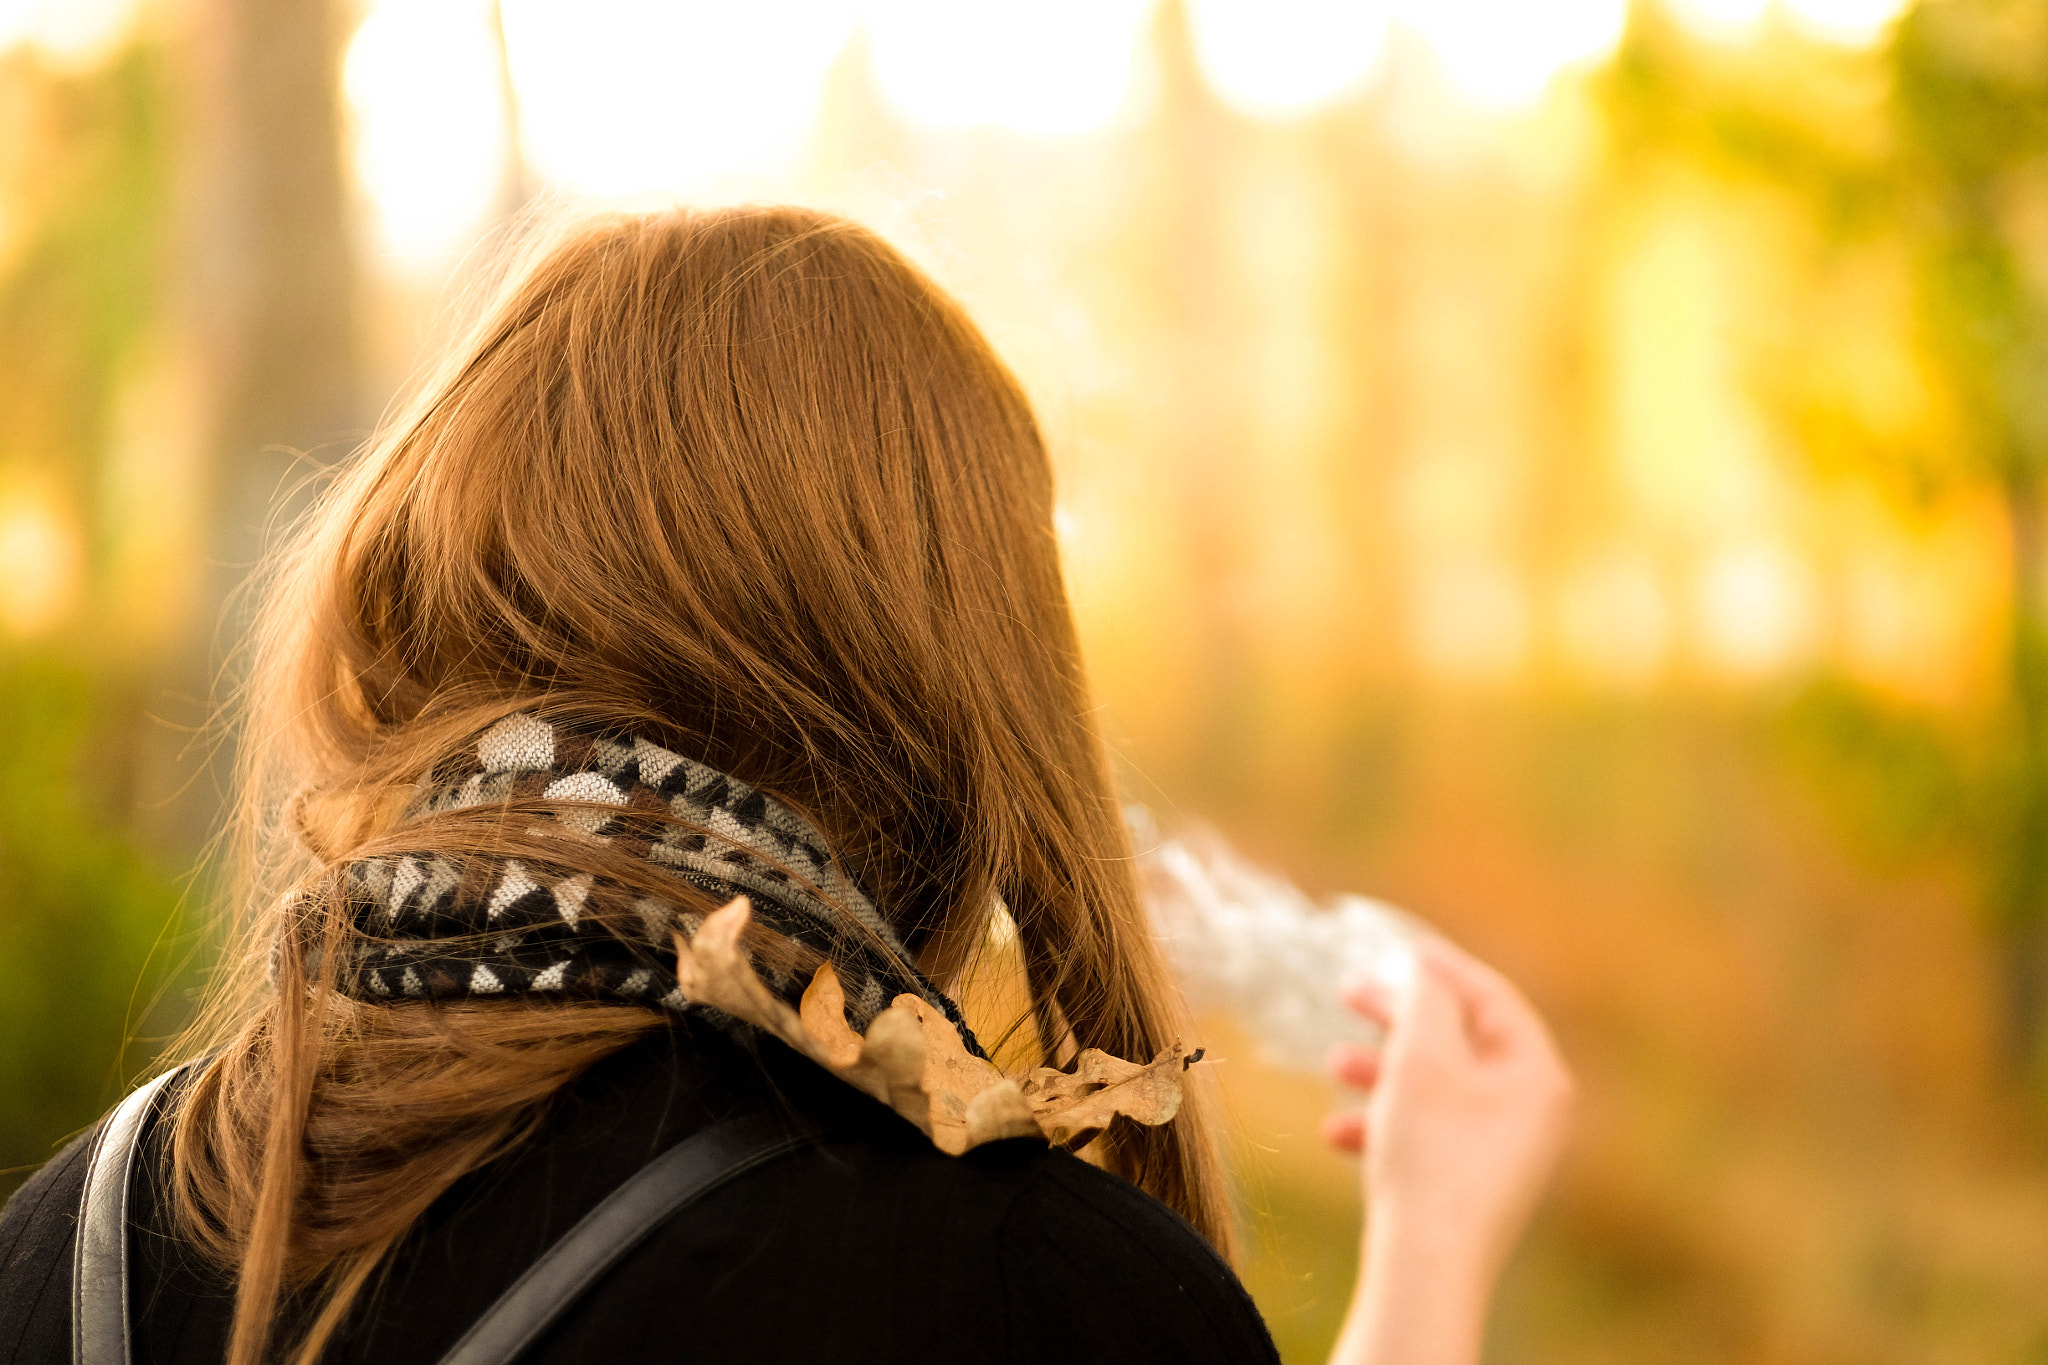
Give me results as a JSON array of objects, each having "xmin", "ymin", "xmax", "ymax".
[
  {"xmin": 1669, "ymin": 0, "xmax": 1770, "ymax": 41},
  {"xmin": 1555, "ymin": 552, "xmax": 1671, "ymax": 687},
  {"xmin": 866, "ymin": 0, "xmax": 1151, "ymax": 135},
  {"xmin": 0, "ymin": 481, "xmax": 80, "ymax": 635},
  {"xmin": 502, "ymin": 0, "xmax": 857, "ymax": 195},
  {"xmin": 1411, "ymin": 555, "xmax": 1529, "ymax": 682},
  {"xmin": 0, "ymin": 0, "xmax": 134, "ymax": 68},
  {"xmin": 1186, "ymin": 0, "xmax": 1391, "ymax": 120},
  {"xmin": 1695, "ymin": 541, "xmax": 1815, "ymax": 676},
  {"xmin": 1395, "ymin": 0, "xmax": 1630, "ymax": 109},
  {"xmin": 1608, "ymin": 208, "xmax": 1784, "ymax": 544},
  {"xmin": 344, "ymin": 0, "xmax": 508, "ymax": 264},
  {"xmin": 1783, "ymin": 0, "xmax": 1910, "ymax": 46}
]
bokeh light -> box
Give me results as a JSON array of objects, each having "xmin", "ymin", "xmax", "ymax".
[
  {"xmin": 0, "ymin": 480, "xmax": 80, "ymax": 635},
  {"xmin": 1555, "ymin": 551, "xmax": 1673, "ymax": 687},
  {"xmin": 1410, "ymin": 555, "xmax": 1531, "ymax": 683},
  {"xmin": 1186, "ymin": 0, "xmax": 1390, "ymax": 119},
  {"xmin": 344, "ymin": 0, "xmax": 508, "ymax": 263},
  {"xmin": 0, "ymin": 0, "xmax": 135, "ymax": 68},
  {"xmin": 1784, "ymin": 0, "xmax": 1912, "ymax": 44},
  {"xmin": 502, "ymin": 0, "xmax": 857, "ymax": 194},
  {"xmin": 1670, "ymin": 0, "xmax": 1771, "ymax": 40},
  {"xmin": 1695, "ymin": 539, "xmax": 1818, "ymax": 676},
  {"xmin": 865, "ymin": 0, "xmax": 1153, "ymax": 134},
  {"xmin": 1395, "ymin": 0, "xmax": 1630, "ymax": 109}
]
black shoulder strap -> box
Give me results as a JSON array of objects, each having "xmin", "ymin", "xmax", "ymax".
[
  {"xmin": 73, "ymin": 1073, "xmax": 812, "ymax": 1365},
  {"xmin": 73, "ymin": 1067, "xmax": 183, "ymax": 1365},
  {"xmin": 434, "ymin": 1109, "xmax": 813, "ymax": 1365}
]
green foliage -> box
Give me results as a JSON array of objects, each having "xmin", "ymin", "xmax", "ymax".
[
  {"xmin": 0, "ymin": 41, "xmax": 170, "ymax": 485},
  {"xmin": 1603, "ymin": 0, "xmax": 2048, "ymax": 1072},
  {"xmin": 0, "ymin": 40, "xmax": 190, "ymax": 1197},
  {"xmin": 1600, "ymin": 5, "xmax": 1896, "ymax": 237},
  {"xmin": 1892, "ymin": 1, "xmax": 2048, "ymax": 481},
  {"xmin": 0, "ymin": 656, "xmax": 185, "ymax": 1198},
  {"xmin": 1894, "ymin": 1, "xmax": 2048, "ymax": 185},
  {"xmin": 1774, "ymin": 674, "xmax": 1969, "ymax": 864}
]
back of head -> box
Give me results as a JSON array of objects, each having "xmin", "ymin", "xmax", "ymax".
[
  {"xmin": 183, "ymin": 206, "xmax": 1229, "ymax": 1365},
  {"xmin": 275, "ymin": 207, "xmax": 1077, "ymax": 960}
]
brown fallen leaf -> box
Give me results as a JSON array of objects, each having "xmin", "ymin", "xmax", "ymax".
[
  {"xmin": 964, "ymin": 1079, "xmax": 1042, "ymax": 1148},
  {"xmin": 669, "ymin": 896, "xmax": 812, "ymax": 1059},
  {"xmin": 889, "ymin": 993, "xmax": 1013, "ymax": 1154},
  {"xmin": 797, "ymin": 961, "xmax": 866, "ymax": 1070},
  {"xmin": 1021, "ymin": 1047, "xmax": 1190, "ymax": 1151},
  {"xmin": 673, "ymin": 900, "xmax": 927, "ymax": 1128},
  {"xmin": 855, "ymin": 1002, "xmax": 930, "ymax": 1131},
  {"xmin": 674, "ymin": 898, "xmax": 1198, "ymax": 1156}
]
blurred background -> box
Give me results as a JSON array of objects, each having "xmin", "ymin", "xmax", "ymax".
[{"xmin": 2, "ymin": 0, "xmax": 2046, "ymax": 1357}]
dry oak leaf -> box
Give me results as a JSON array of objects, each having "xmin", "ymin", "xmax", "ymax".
[
  {"xmin": 673, "ymin": 897, "xmax": 1195, "ymax": 1156},
  {"xmin": 800, "ymin": 955, "xmax": 929, "ymax": 1132},
  {"xmin": 1021, "ymin": 1047, "xmax": 1193, "ymax": 1151},
  {"xmin": 671, "ymin": 899, "xmax": 930, "ymax": 1132},
  {"xmin": 889, "ymin": 993, "xmax": 1039, "ymax": 1155}
]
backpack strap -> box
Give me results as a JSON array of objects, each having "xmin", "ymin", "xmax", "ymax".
[
  {"xmin": 434, "ymin": 1109, "xmax": 814, "ymax": 1365},
  {"xmin": 72, "ymin": 1067, "xmax": 186, "ymax": 1365},
  {"xmin": 72, "ymin": 1070, "xmax": 811, "ymax": 1365}
]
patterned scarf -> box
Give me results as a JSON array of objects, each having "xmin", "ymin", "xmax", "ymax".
[{"xmin": 333, "ymin": 711, "xmax": 985, "ymax": 1057}]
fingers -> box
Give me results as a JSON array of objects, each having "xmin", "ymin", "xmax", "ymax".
[
  {"xmin": 1321, "ymin": 1107, "xmax": 1367, "ymax": 1153},
  {"xmin": 1327, "ymin": 1041, "xmax": 1381, "ymax": 1090},
  {"xmin": 1415, "ymin": 936, "xmax": 1549, "ymax": 1058},
  {"xmin": 1341, "ymin": 977, "xmax": 1396, "ymax": 1027},
  {"xmin": 1418, "ymin": 935, "xmax": 1516, "ymax": 1007}
]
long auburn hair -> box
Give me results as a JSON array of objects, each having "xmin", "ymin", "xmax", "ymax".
[{"xmin": 165, "ymin": 205, "xmax": 1230, "ymax": 1365}]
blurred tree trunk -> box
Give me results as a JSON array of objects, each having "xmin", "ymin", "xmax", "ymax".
[
  {"xmin": 159, "ymin": 0, "xmax": 361, "ymax": 846},
  {"xmin": 2001, "ymin": 464, "xmax": 2048, "ymax": 1079},
  {"xmin": 184, "ymin": 0, "xmax": 359, "ymax": 557},
  {"xmin": 1144, "ymin": 0, "xmax": 1256, "ymax": 796},
  {"xmin": 1891, "ymin": 0, "xmax": 2048, "ymax": 1084}
]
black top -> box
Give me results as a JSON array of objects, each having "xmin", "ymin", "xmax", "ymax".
[{"xmin": 0, "ymin": 1021, "xmax": 1279, "ymax": 1364}]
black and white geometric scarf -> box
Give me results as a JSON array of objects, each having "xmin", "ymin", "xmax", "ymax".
[{"xmin": 333, "ymin": 711, "xmax": 986, "ymax": 1057}]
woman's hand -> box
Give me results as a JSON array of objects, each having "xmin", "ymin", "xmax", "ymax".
[{"xmin": 1323, "ymin": 937, "xmax": 1575, "ymax": 1365}]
